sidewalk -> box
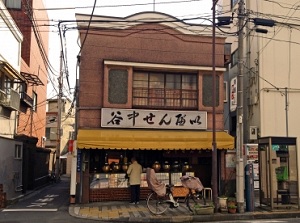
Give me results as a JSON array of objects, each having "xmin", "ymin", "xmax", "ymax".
[{"xmin": 69, "ymin": 200, "xmax": 300, "ymax": 222}]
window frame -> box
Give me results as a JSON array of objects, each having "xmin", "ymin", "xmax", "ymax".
[
  {"xmin": 224, "ymin": 81, "xmax": 228, "ymax": 103},
  {"xmin": 202, "ymin": 74, "xmax": 220, "ymax": 107},
  {"xmin": 132, "ymin": 71, "xmax": 198, "ymax": 110},
  {"xmin": 0, "ymin": 72, "xmax": 13, "ymax": 95}
]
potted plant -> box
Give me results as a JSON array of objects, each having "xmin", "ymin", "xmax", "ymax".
[
  {"xmin": 218, "ymin": 195, "xmax": 228, "ymax": 212},
  {"xmin": 227, "ymin": 197, "xmax": 236, "ymax": 207},
  {"xmin": 193, "ymin": 203, "xmax": 214, "ymax": 215},
  {"xmin": 227, "ymin": 204, "xmax": 237, "ymax": 214}
]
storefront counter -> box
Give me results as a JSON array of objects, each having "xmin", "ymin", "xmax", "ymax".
[{"xmin": 89, "ymin": 172, "xmax": 194, "ymax": 202}]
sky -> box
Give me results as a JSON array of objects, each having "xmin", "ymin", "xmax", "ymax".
[{"xmin": 43, "ymin": 0, "xmax": 213, "ymax": 99}]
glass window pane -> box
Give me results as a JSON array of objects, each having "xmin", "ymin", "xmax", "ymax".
[
  {"xmin": 182, "ymin": 75, "xmax": 197, "ymax": 90},
  {"xmin": 149, "ymin": 98, "xmax": 164, "ymax": 106},
  {"xmin": 133, "ymin": 72, "xmax": 148, "ymax": 80},
  {"xmin": 108, "ymin": 69, "xmax": 128, "ymax": 104},
  {"xmin": 149, "ymin": 89, "xmax": 164, "ymax": 98},
  {"xmin": 202, "ymin": 74, "xmax": 219, "ymax": 107},
  {"xmin": 166, "ymin": 99, "xmax": 180, "ymax": 107},
  {"xmin": 133, "ymin": 71, "xmax": 197, "ymax": 109},
  {"xmin": 133, "ymin": 72, "xmax": 148, "ymax": 88},
  {"xmin": 133, "ymin": 98, "xmax": 147, "ymax": 105},
  {"xmin": 149, "ymin": 73, "xmax": 164, "ymax": 88},
  {"xmin": 166, "ymin": 89, "xmax": 180, "ymax": 98},
  {"xmin": 182, "ymin": 99, "xmax": 197, "ymax": 107},
  {"xmin": 166, "ymin": 74, "xmax": 181, "ymax": 89}
]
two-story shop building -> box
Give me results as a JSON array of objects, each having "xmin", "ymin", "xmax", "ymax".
[{"xmin": 75, "ymin": 12, "xmax": 235, "ymax": 203}]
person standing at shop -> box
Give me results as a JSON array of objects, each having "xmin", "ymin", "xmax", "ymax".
[{"xmin": 127, "ymin": 157, "xmax": 142, "ymax": 204}]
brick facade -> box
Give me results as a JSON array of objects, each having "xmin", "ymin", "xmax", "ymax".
[
  {"xmin": 8, "ymin": 0, "xmax": 49, "ymax": 147},
  {"xmin": 76, "ymin": 12, "xmax": 231, "ymax": 203},
  {"xmin": 78, "ymin": 21, "xmax": 226, "ymax": 131}
]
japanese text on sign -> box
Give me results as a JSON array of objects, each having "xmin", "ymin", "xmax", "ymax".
[{"xmin": 101, "ymin": 108, "xmax": 207, "ymax": 130}]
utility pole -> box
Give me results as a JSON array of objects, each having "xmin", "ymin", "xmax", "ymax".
[
  {"xmin": 285, "ymin": 87, "xmax": 288, "ymax": 136},
  {"xmin": 236, "ymin": 0, "xmax": 245, "ymax": 213},
  {"xmin": 211, "ymin": 0, "xmax": 218, "ymax": 213},
  {"xmin": 56, "ymin": 49, "xmax": 63, "ymax": 180}
]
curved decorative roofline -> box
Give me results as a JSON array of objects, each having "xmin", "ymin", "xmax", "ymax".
[{"xmin": 75, "ymin": 11, "xmax": 213, "ymax": 36}]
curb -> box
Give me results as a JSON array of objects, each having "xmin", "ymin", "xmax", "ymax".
[{"xmin": 69, "ymin": 205, "xmax": 300, "ymax": 223}]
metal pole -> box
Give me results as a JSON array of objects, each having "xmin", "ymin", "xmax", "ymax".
[
  {"xmin": 285, "ymin": 87, "xmax": 288, "ymax": 136},
  {"xmin": 212, "ymin": 0, "xmax": 218, "ymax": 213},
  {"xmin": 56, "ymin": 48, "xmax": 63, "ymax": 180},
  {"xmin": 236, "ymin": 0, "xmax": 245, "ymax": 213}
]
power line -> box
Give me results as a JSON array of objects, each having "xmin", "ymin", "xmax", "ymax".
[
  {"xmin": 38, "ymin": 0, "xmax": 207, "ymax": 11},
  {"xmin": 78, "ymin": 0, "xmax": 98, "ymax": 56}
]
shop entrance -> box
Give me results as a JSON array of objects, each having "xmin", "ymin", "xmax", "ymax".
[
  {"xmin": 258, "ymin": 136, "xmax": 299, "ymax": 210},
  {"xmin": 88, "ymin": 149, "xmax": 214, "ymax": 202}
]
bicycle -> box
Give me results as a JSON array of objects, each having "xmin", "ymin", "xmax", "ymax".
[
  {"xmin": 146, "ymin": 168, "xmax": 206, "ymax": 215},
  {"xmin": 48, "ymin": 171, "xmax": 61, "ymax": 183}
]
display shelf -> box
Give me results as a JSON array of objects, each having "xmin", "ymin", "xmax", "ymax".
[
  {"xmin": 90, "ymin": 172, "xmax": 194, "ymax": 189},
  {"xmin": 156, "ymin": 172, "xmax": 170, "ymax": 185},
  {"xmin": 90, "ymin": 173, "xmax": 148, "ymax": 188}
]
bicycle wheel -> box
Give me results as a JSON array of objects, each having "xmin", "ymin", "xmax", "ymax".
[
  {"xmin": 186, "ymin": 191, "xmax": 206, "ymax": 212},
  {"xmin": 146, "ymin": 192, "xmax": 169, "ymax": 215}
]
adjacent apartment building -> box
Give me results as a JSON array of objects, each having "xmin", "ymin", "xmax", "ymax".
[
  {"xmin": 0, "ymin": 0, "xmax": 51, "ymax": 201},
  {"xmin": 220, "ymin": 0, "xmax": 300, "ymax": 208},
  {"xmin": 0, "ymin": 0, "xmax": 24, "ymax": 202},
  {"xmin": 46, "ymin": 98, "xmax": 75, "ymax": 176}
]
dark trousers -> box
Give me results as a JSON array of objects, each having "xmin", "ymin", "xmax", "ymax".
[{"xmin": 130, "ymin": 185, "xmax": 140, "ymax": 203}]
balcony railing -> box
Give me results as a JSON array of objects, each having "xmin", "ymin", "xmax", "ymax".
[
  {"xmin": 0, "ymin": 88, "xmax": 20, "ymax": 111},
  {"xmin": 20, "ymin": 91, "xmax": 33, "ymax": 107}
]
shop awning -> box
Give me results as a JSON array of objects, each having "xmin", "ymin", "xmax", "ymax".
[{"xmin": 77, "ymin": 129, "xmax": 235, "ymax": 150}]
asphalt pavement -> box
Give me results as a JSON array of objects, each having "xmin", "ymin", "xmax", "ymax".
[{"xmin": 2, "ymin": 175, "xmax": 300, "ymax": 223}]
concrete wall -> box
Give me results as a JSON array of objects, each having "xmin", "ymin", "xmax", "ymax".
[{"xmin": 0, "ymin": 137, "xmax": 23, "ymax": 201}]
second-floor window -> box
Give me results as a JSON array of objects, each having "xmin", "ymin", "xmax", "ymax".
[
  {"xmin": 0, "ymin": 72, "xmax": 13, "ymax": 95},
  {"xmin": 46, "ymin": 127, "xmax": 57, "ymax": 140},
  {"xmin": 133, "ymin": 71, "xmax": 198, "ymax": 110}
]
